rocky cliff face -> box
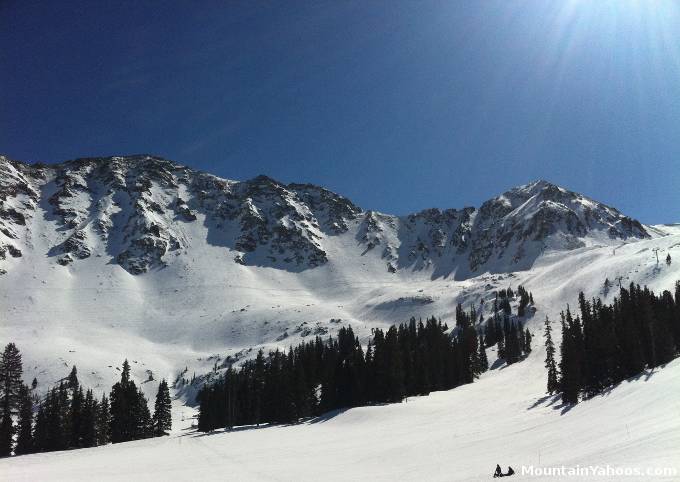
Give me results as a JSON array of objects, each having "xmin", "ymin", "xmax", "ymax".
[
  {"xmin": 0, "ymin": 157, "xmax": 41, "ymax": 272},
  {"xmin": 0, "ymin": 155, "xmax": 649, "ymax": 277}
]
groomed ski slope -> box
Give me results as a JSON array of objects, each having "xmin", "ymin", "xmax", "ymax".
[{"xmin": 2, "ymin": 356, "xmax": 678, "ymax": 481}]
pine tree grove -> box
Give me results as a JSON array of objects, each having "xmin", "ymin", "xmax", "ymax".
[
  {"xmin": 2, "ymin": 348, "xmax": 173, "ymax": 458},
  {"xmin": 551, "ymin": 282, "xmax": 680, "ymax": 404},
  {"xmin": 198, "ymin": 292, "xmax": 533, "ymax": 432}
]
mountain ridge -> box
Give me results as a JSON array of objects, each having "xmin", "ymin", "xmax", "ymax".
[{"xmin": 0, "ymin": 154, "xmax": 650, "ymax": 278}]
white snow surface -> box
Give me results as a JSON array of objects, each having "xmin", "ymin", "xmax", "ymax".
[{"xmin": 1, "ymin": 156, "xmax": 679, "ymax": 480}]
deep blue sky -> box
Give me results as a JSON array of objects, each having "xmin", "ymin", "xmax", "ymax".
[{"xmin": 2, "ymin": 1, "xmax": 679, "ymax": 223}]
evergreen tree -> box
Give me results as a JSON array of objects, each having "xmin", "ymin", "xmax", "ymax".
[
  {"xmin": 135, "ymin": 387, "xmax": 152, "ymax": 439},
  {"xmin": 121, "ymin": 359, "xmax": 131, "ymax": 383},
  {"xmin": 96, "ymin": 394, "xmax": 111, "ymax": 445},
  {"xmin": 497, "ymin": 334, "xmax": 506, "ymax": 361},
  {"xmin": 67, "ymin": 366, "xmax": 79, "ymax": 391},
  {"xmin": 39, "ymin": 383, "xmax": 68, "ymax": 452},
  {"xmin": 0, "ymin": 343, "xmax": 23, "ymax": 410},
  {"xmin": 477, "ymin": 334, "xmax": 489, "ymax": 372},
  {"xmin": 14, "ymin": 385, "xmax": 33, "ymax": 455},
  {"xmin": 0, "ymin": 405, "xmax": 13, "ymax": 456},
  {"xmin": 32, "ymin": 404, "xmax": 48, "ymax": 452},
  {"xmin": 618, "ymin": 286, "xmax": 644, "ymax": 377},
  {"xmin": 109, "ymin": 359, "xmax": 144, "ymax": 443},
  {"xmin": 559, "ymin": 309, "xmax": 583, "ymax": 404},
  {"xmin": 523, "ymin": 328, "xmax": 532, "ymax": 354},
  {"xmin": 644, "ymin": 288, "xmax": 675, "ymax": 366},
  {"xmin": 54, "ymin": 382, "xmax": 70, "ymax": 450},
  {"xmin": 0, "ymin": 343, "xmax": 23, "ymax": 456},
  {"xmin": 517, "ymin": 286, "xmax": 532, "ymax": 317},
  {"xmin": 152, "ymin": 380, "xmax": 172, "ymax": 436},
  {"xmin": 253, "ymin": 350, "xmax": 265, "ymax": 426},
  {"xmin": 544, "ymin": 317, "xmax": 559, "ymax": 394},
  {"xmin": 69, "ymin": 386, "xmax": 84, "ymax": 448},
  {"xmin": 371, "ymin": 326, "xmax": 404, "ymax": 402},
  {"xmin": 81, "ymin": 389, "xmax": 98, "ymax": 448}
]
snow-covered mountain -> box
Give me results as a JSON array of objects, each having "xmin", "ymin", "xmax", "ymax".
[
  {"xmin": 0, "ymin": 154, "xmax": 649, "ymax": 278},
  {"xmin": 1, "ymin": 154, "xmax": 679, "ymax": 480},
  {"xmin": 0, "ymin": 154, "xmax": 674, "ymax": 387}
]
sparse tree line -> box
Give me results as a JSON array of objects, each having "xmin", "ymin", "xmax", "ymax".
[
  {"xmin": 544, "ymin": 281, "xmax": 680, "ymax": 404},
  {"xmin": 0, "ymin": 344, "xmax": 172, "ymax": 457},
  {"xmin": 198, "ymin": 287, "xmax": 534, "ymax": 432}
]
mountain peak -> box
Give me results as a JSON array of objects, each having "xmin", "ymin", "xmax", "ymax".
[
  {"xmin": 248, "ymin": 174, "xmax": 281, "ymax": 186},
  {"xmin": 513, "ymin": 179, "xmax": 562, "ymax": 193},
  {"xmin": 501, "ymin": 179, "xmax": 575, "ymax": 201}
]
